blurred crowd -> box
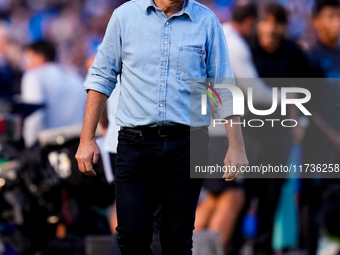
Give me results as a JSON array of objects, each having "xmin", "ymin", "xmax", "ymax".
[
  {"xmin": 0, "ymin": 0, "xmax": 340, "ymax": 255},
  {"xmin": 0, "ymin": 0, "xmax": 126, "ymax": 96}
]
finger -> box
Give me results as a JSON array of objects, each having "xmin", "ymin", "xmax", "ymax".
[
  {"xmin": 82, "ymin": 162, "xmax": 89, "ymax": 174},
  {"xmin": 234, "ymin": 164, "xmax": 242, "ymax": 178},
  {"xmin": 84, "ymin": 160, "xmax": 97, "ymax": 176},
  {"xmin": 239, "ymin": 164, "xmax": 246, "ymax": 176},
  {"xmin": 236, "ymin": 169, "xmax": 243, "ymax": 178},
  {"xmin": 230, "ymin": 164, "xmax": 238, "ymax": 176},
  {"xmin": 235, "ymin": 170, "xmax": 243, "ymax": 179},
  {"xmin": 223, "ymin": 167, "xmax": 237, "ymax": 181},
  {"xmin": 77, "ymin": 159, "xmax": 85, "ymax": 173},
  {"xmin": 84, "ymin": 169, "xmax": 97, "ymax": 176},
  {"xmin": 223, "ymin": 172, "xmax": 235, "ymax": 179},
  {"xmin": 222, "ymin": 168, "xmax": 236, "ymax": 180},
  {"xmin": 75, "ymin": 153, "xmax": 85, "ymax": 173},
  {"xmin": 92, "ymin": 152, "xmax": 100, "ymax": 165},
  {"xmin": 223, "ymin": 163, "xmax": 242, "ymax": 180},
  {"xmin": 84, "ymin": 159, "xmax": 93, "ymax": 172}
]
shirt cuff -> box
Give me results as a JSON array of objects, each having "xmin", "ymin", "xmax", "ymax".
[
  {"xmin": 216, "ymin": 101, "xmax": 241, "ymax": 119},
  {"xmin": 84, "ymin": 75, "xmax": 116, "ymax": 98}
]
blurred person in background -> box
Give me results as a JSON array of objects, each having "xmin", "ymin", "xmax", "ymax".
[
  {"xmin": 6, "ymin": 1, "xmax": 31, "ymax": 45},
  {"xmin": 21, "ymin": 40, "xmax": 87, "ymax": 148},
  {"xmin": 0, "ymin": 22, "xmax": 16, "ymax": 98},
  {"xmin": 251, "ymin": 2, "xmax": 310, "ymax": 78},
  {"xmin": 223, "ymin": 3, "xmax": 258, "ymax": 80},
  {"xmin": 223, "ymin": 3, "xmax": 283, "ymax": 107},
  {"xmin": 274, "ymin": 0, "xmax": 315, "ymax": 43},
  {"xmin": 243, "ymin": 2, "xmax": 310, "ymax": 254},
  {"xmin": 194, "ymin": 4, "xmax": 262, "ymax": 254},
  {"xmin": 300, "ymin": 0, "xmax": 340, "ymax": 254},
  {"xmin": 308, "ymin": 0, "xmax": 340, "ymax": 78},
  {"xmin": 0, "ymin": 22, "xmax": 22, "ymax": 98}
]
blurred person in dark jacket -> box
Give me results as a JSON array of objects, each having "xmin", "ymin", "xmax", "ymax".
[
  {"xmin": 300, "ymin": 1, "xmax": 340, "ymax": 254},
  {"xmin": 243, "ymin": 2, "xmax": 311, "ymax": 254},
  {"xmin": 0, "ymin": 22, "xmax": 21, "ymax": 98}
]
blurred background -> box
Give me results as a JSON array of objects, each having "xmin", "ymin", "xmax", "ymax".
[{"xmin": 0, "ymin": 0, "xmax": 340, "ymax": 255}]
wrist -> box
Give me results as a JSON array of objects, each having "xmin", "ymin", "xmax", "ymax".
[
  {"xmin": 228, "ymin": 141, "xmax": 246, "ymax": 152},
  {"xmin": 80, "ymin": 132, "xmax": 96, "ymax": 142}
]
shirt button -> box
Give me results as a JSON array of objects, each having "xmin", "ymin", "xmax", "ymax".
[
  {"xmin": 164, "ymin": 41, "xmax": 167, "ymax": 44},
  {"xmin": 163, "ymin": 62, "xmax": 166, "ymax": 65},
  {"xmin": 160, "ymin": 104, "xmax": 163, "ymax": 107},
  {"xmin": 166, "ymin": 21, "xmax": 169, "ymax": 25},
  {"xmin": 161, "ymin": 83, "xmax": 164, "ymax": 86}
]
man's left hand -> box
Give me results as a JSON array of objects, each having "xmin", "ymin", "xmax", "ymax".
[{"xmin": 222, "ymin": 146, "xmax": 249, "ymax": 181}]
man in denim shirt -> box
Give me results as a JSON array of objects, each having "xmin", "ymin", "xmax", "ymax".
[{"xmin": 75, "ymin": 0, "xmax": 248, "ymax": 254}]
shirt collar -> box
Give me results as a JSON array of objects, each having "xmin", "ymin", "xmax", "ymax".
[{"xmin": 144, "ymin": 0, "xmax": 194, "ymax": 22}]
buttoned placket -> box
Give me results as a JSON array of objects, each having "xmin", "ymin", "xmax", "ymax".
[
  {"xmin": 157, "ymin": 18, "xmax": 171, "ymax": 126},
  {"xmin": 151, "ymin": 4, "xmax": 189, "ymax": 126}
]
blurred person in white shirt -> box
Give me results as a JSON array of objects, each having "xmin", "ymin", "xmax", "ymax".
[
  {"xmin": 222, "ymin": 3, "xmax": 282, "ymax": 105},
  {"xmin": 21, "ymin": 40, "xmax": 87, "ymax": 148}
]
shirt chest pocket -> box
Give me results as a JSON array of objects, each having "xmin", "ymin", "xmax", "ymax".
[{"xmin": 176, "ymin": 46, "xmax": 207, "ymax": 81}]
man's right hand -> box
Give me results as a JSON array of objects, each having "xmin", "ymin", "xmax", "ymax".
[
  {"xmin": 76, "ymin": 90, "xmax": 108, "ymax": 176},
  {"xmin": 75, "ymin": 138, "xmax": 100, "ymax": 176}
]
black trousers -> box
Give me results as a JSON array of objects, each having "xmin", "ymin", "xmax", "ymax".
[{"xmin": 114, "ymin": 126, "xmax": 209, "ymax": 255}]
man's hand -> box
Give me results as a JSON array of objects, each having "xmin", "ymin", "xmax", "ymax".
[
  {"xmin": 75, "ymin": 90, "xmax": 108, "ymax": 176},
  {"xmin": 75, "ymin": 138, "xmax": 99, "ymax": 176},
  {"xmin": 223, "ymin": 115, "xmax": 249, "ymax": 181},
  {"xmin": 223, "ymin": 146, "xmax": 248, "ymax": 181}
]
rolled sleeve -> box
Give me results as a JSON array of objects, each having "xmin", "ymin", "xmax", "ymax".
[
  {"xmin": 84, "ymin": 10, "xmax": 122, "ymax": 97},
  {"xmin": 217, "ymin": 87, "xmax": 234, "ymax": 119},
  {"xmin": 206, "ymin": 22, "xmax": 239, "ymax": 119}
]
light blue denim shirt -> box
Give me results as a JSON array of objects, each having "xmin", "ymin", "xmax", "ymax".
[{"xmin": 84, "ymin": 0, "xmax": 236, "ymax": 127}]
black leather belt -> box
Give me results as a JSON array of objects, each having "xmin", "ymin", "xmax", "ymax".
[{"xmin": 120, "ymin": 124, "xmax": 207, "ymax": 138}]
